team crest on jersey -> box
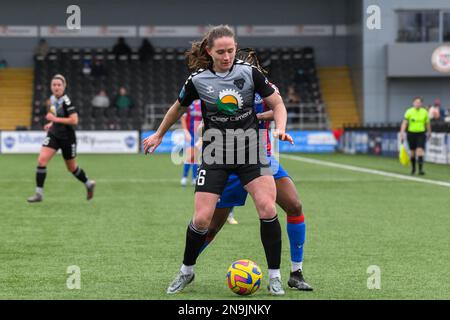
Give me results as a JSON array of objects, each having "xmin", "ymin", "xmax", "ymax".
[
  {"xmin": 233, "ymin": 78, "xmax": 246, "ymax": 90},
  {"xmin": 216, "ymin": 89, "xmax": 244, "ymax": 115},
  {"xmin": 254, "ymin": 93, "xmax": 263, "ymax": 105}
]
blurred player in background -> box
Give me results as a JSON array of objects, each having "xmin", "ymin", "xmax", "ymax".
[
  {"xmin": 400, "ymin": 96, "xmax": 432, "ymax": 175},
  {"xmin": 198, "ymin": 48, "xmax": 313, "ymax": 291},
  {"xmin": 180, "ymin": 99, "xmax": 202, "ymax": 186},
  {"xmin": 27, "ymin": 74, "xmax": 96, "ymax": 203}
]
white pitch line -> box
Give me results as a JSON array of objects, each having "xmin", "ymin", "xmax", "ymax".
[{"xmin": 280, "ymin": 154, "xmax": 450, "ymax": 188}]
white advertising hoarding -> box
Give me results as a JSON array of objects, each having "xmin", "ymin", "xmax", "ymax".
[
  {"xmin": 237, "ymin": 25, "xmax": 333, "ymax": 37},
  {"xmin": 139, "ymin": 26, "xmax": 211, "ymax": 38},
  {"xmin": 1, "ymin": 131, "xmax": 139, "ymax": 154},
  {"xmin": 40, "ymin": 26, "xmax": 137, "ymax": 37},
  {"xmin": 448, "ymin": 134, "xmax": 450, "ymax": 164},
  {"xmin": 0, "ymin": 25, "xmax": 38, "ymax": 37},
  {"xmin": 425, "ymin": 133, "xmax": 448, "ymax": 164}
]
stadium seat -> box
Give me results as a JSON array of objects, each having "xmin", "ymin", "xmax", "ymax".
[{"xmin": 32, "ymin": 45, "xmax": 326, "ymax": 130}]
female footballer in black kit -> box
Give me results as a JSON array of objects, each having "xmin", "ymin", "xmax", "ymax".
[
  {"xmin": 27, "ymin": 74, "xmax": 95, "ymax": 203},
  {"xmin": 143, "ymin": 25, "xmax": 293, "ymax": 295}
]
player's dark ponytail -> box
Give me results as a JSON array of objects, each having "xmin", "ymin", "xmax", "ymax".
[
  {"xmin": 185, "ymin": 25, "xmax": 235, "ymax": 71},
  {"xmin": 236, "ymin": 48, "xmax": 268, "ymax": 75}
]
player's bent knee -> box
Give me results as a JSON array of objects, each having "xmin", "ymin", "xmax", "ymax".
[
  {"xmin": 66, "ymin": 163, "xmax": 77, "ymax": 172},
  {"xmin": 257, "ymin": 201, "xmax": 277, "ymax": 220},
  {"xmin": 37, "ymin": 156, "xmax": 49, "ymax": 167},
  {"xmin": 285, "ymin": 201, "xmax": 303, "ymax": 216},
  {"xmin": 192, "ymin": 216, "xmax": 211, "ymax": 231}
]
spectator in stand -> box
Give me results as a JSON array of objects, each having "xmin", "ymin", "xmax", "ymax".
[
  {"xmin": 91, "ymin": 59, "xmax": 107, "ymax": 78},
  {"xmin": 445, "ymin": 108, "xmax": 450, "ymax": 123},
  {"xmin": 81, "ymin": 59, "xmax": 92, "ymax": 76},
  {"xmin": 287, "ymin": 85, "xmax": 300, "ymax": 104},
  {"xmin": 34, "ymin": 38, "xmax": 50, "ymax": 57},
  {"xmin": 91, "ymin": 90, "xmax": 110, "ymax": 117},
  {"xmin": 294, "ymin": 68, "xmax": 308, "ymax": 86},
  {"xmin": 113, "ymin": 87, "xmax": 134, "ymax": 116},
  {"xmin": 428, "ymin": 99, "xmax": 445, "ymax": 121},
  {"xmin": 138, "ymin": 38, "xmax": 155, "ymax": 61},
  {"xmin": 112, "ymin": 37, "xmax": 132, "ymax": 56},
  {"xmin": 0, "ymin": 58, "xmax": 7, "ymax": 69}
]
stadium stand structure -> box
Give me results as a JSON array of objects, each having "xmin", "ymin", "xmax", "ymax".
[
  {"xmin": 318, "ymin": 66, "xmax": 360, "ymax": 130},
  {"xmin": 32, "ymin": 47, "xmax": 328, "ymax": 130},
  {"xmin": 0, "ymin": 68, "xmax": 33, "ymax": 130}
]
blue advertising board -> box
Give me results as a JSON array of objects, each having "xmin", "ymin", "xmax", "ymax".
[{"xmin": 141, "ymin": 130, "xmax": 337, "ymax": 154}]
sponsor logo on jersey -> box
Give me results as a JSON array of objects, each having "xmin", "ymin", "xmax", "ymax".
[
  {"xmin": 254, "ymin": 93, "xmax": 263, "ymax": 105},
  {"xmin": 211, "ymin": 109, "xmax": 253, "ymax": 122},
  {"xmin": 233, "ymin": 78, "xmax": 246, "ymax": 90},
  {"xmin": 216, "ymin": 89, "xmax": 244, "ymax": 115}
]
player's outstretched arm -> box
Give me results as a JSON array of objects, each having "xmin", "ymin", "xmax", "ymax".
[
  {"xmin": 263, "ymin": 92, "xmax": 294, "ymax": 144},
  {"xmin": 143, "ymin": 100, "xmax": 187, "ymax": 154}
]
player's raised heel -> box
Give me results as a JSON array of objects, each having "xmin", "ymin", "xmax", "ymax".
[
  {"xmin": 167, "ymin": 271, "xmax": 195, "ymax": 294},
  {"xmin": 288, "ymin": 270, "xmax": 313, "ymax": 291},
  {"xmin": 227, "ymin": 216, "xmax": 239, "ymax": 225},
  {"xmin": 87, "ymin": 180, "xmax": 96, "ymax": 200},
  {"xmin": 27, "ymin": 193, "xmax": 43, "ymax": 203},
  {"xmin": 267, "ymin": 277, "xmax": 285, "ymax": 296}
]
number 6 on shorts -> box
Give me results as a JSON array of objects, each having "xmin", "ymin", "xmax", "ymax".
[{"xmin": 197, "ymin": 169, "xmax": 206, "ymax": 186}]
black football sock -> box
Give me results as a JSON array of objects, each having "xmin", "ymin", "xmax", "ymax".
[
  {"xmin": 183, "ymin": 221, "xmax": 208, "ymax": 267},
  {"xmin": 36, "ymin": 166, "xmax": 47, "ymax": 193},
  {"xmin": 72, "ymin": 167, "xmax": 89, "ymax": 184},
  {"xmin": 260, "ymin": 215, "xmax": 282, "ymax": 270},
  {"xmin": 418, "ymin": 156, "xmax": 424, "ymax": 172},
  {"xmin": 410, "ymin": 156, "xmax": 416, "ymax": 172}
]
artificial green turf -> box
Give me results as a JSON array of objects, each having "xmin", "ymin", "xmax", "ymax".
[{"xmin": 0, "ymin": 153, "xmax": 449, "ymax": 299}]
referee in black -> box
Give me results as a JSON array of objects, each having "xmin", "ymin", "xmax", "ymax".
[{"xmin": 400, "ymin": 97, "xmax": 432, "ymax": 175}]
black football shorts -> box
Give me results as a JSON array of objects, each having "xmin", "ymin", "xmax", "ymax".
[
  {"xmin": 194, "ymin": 163, "xmax": 272, "ymax": 195},
  {"xmin": 43, "ymin": 132, "xmax": 77, "ymax": 160},
  {"xmin": 407, "ymin": 132, "xmax": 426, "ymax": 150}
]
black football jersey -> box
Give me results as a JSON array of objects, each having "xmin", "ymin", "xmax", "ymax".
[
  {"xmin": 48, "ymin": 94, "xmax": 77, "ymax": 139},
  {"xmin": 178, "ymin": 60, "xmax": 275, "ymax": 166}
]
